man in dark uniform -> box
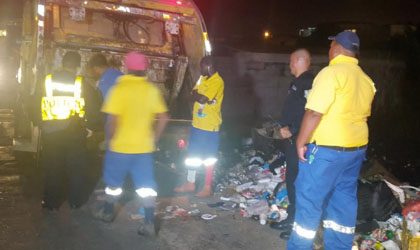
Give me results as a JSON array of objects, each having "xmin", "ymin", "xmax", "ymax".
[
  {"xmin": 40, "ymin": 51, "xmax": 101, "ymax": 210},
  {"xmin": 270, "ymin": 49, "xmax": 313, "ymax": 239}
]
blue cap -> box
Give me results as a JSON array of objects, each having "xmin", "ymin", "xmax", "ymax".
[{"xmin": 328, "ymin": 31, "xmax": 360, "ymax": 53}]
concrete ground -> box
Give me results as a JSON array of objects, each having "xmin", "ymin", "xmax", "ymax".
[{"xmin": 0, "ymin": 154, "xmax": 287, "ymax": 250}]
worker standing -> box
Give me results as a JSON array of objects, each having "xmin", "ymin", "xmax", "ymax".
[
  {"xmin": 174, "ymin": 56, "xmax": 224, "ymax": 197},
  {"xmin": 288, "ymin": 31, "xmax": 376, "ymax": 249},
  {"xmin": 88, "ymin": 53, "xmax": 123, "ymax": 100},
  {"xmin": 94, "ymin": 52, "xmax": 169, "ymax": 236},
  {"xmin": 270, "ymin": 49, "xmax": 313, "ymax": 241},
  {"xmin": 41, "ymin": 51, "xmax": 98, "ymax": 210}
]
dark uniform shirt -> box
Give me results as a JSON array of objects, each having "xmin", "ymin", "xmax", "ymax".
[{"xmin": 279, "ymin": 71, "xmax": 314, "ymax": 137}]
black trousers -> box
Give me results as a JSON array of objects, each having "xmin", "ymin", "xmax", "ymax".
[
  {"xmin": 42, "ymin": 128, "xmax": 88, "ymax": 208},
  {"xmin": 284, "ymin": 138, "xmax": 299, "ymax": 222}
]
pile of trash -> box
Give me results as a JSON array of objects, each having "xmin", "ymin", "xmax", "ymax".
[
  {"xmin": 356, "ymin": 209, "xmax": 420, "ymax": 249},
  {"xmin": 213, "ymin": 148, "xmax": 290, "ymax": 225},
  {"xmin": 211, "ymin": 133, "xmax": 420, "ymax": 249}
]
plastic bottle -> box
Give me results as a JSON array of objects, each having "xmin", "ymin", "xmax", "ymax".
[{"xmin": 260, "ymin": 213, "xmax": 267, "ymax": 225}]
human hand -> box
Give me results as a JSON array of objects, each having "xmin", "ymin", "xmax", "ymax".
[
  {"xmin": 86, "ymin": 128, "xmax": 93, "ymax": 138},
  {"xmin": 297, "ymin": 144, "xmax": 308, "ymax": 162},
  {"xmin": 279, "ymin": 127, "xmax": 292, "ymax": 139}
]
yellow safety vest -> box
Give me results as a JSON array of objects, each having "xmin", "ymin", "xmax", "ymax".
[{"xmin": 41, "ymin": 74, "xmax": 85, "ymax": 121}]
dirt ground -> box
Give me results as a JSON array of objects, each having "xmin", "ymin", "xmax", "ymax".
[{"xmin": 0, "ymin": 156, "xmax": 287, "ymax": 250}]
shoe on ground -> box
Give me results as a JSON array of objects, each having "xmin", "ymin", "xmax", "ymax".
[
  {"xmin": 137, "ymin": 223, "xmax": 156, "ymax": 237},
  {"xmin": 270, "ymin": 220, "xmax": 293, "ymax": 231},
  {"xmin": 92, "ymin": 205, "xmax": 115, "ymax": 223},
  {"xmin": 194, "ymin": 185, "xmax": 212, "ymax": 197},
  {"xmin": 173, "ymin": 182, "xmax": 195, "ymax": 193},
  {"xmin": 280, "ymin": 230, "xmax": 291, "ymax": 240}
]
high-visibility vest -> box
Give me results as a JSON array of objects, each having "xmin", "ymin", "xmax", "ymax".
[{"xmin": 41, "ymin": 74, "xmax": 85, "ymax": 121}]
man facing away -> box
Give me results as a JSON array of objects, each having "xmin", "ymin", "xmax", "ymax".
[
  {"xmin": 40, "ymin": 51, "xmax": 99, "ymax": 210},
  {"xmin": 287, "ymin": 31, "xmax": 376, "ymax": 249},
  {"xmin": 94, "ymin": 51, "xmax": 169, "ymax": 236},
  {"xmin": 174, "ymin": 56, "xmax": 224, "ymax": 197},
  {"xmin": 270, "ymin": 49, "xmax": 314, "ymax": 241}
]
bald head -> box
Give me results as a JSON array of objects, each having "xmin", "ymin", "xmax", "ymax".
[{"xmin": 290, "ymin": 49, "xmax": 311, "ymax": 77}]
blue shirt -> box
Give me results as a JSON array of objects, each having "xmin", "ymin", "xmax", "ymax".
[{"xmin": 98, "ymin": 68, "xmax": 123, "ymax": 99}]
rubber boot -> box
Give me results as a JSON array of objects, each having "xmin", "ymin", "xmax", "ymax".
[
  {"xmin": 173, "ymin": 182, "xmax": 195, "ymax": 193},
  {"xmin": 195, "ymin": 165, "xmax": 214, "ymax": 197},
  {"xmin": 195, "ymin": 185, "xmax": 212, "ymax": 197}
]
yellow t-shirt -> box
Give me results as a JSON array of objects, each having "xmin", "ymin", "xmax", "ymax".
[
  {"xmin": 192, "ymin": 72, "xmax": 224, "ymax": 132},
  {"xmin": 306, "ymin": 55, "xmax": 376, "ymax": 147},
  {"xmin": 101, "ymin": 75, "xmax": 167, "ymax": 154}
]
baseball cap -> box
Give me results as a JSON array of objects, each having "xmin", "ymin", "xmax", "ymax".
[
  {"xmin": 125, "ymin": 51, "xmax": 148, "ymax": 71},
  {"xmin": 328, "ymin": 31, "xmax": 360, "ymax": 53}
]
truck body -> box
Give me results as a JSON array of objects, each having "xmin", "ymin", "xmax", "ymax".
[{"xmin": 15, "ymin": 0, "xmax": 211, "ymax": 154}]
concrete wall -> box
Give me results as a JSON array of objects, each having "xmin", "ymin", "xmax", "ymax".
[{"xmin": 215, "ymin": 51, "xmax": 328, "ymax": 122}]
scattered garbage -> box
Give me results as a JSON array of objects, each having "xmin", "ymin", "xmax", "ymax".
[
  {"xmin": 210, "ymin": 146, "xmax": 290, "ymax": 229},
  {"xmin": 201, "ymin": 214, "xmax": 217, "ymax": 220},
  {"xmin": 211, "ymin": 132, "xmax": 420, "ymax": 250}
]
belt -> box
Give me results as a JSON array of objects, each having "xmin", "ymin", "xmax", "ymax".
[{"xmin": 317, "ymin": 144, "xmax": 367, "ymax": 152}]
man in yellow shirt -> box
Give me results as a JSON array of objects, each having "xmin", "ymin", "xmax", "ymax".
[
  {"xmin": 288, "ymin": 31, "xmax": 376, "ymax": 249},
  {"xmin": 174, "ymin": 56, "xmax": 224, "ymax": 197},
  {"xmin": 94, "ymin": 52, "xmax": 169, "ymax": 236}
]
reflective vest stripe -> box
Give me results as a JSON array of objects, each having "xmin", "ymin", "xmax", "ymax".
[
  {"xmin": 41, "ymin": 74, "xmax": 85, "ymax": 121},
  {"xmin": 74, "ymin": 76, "xmax": 82, "ymax": 99},
  {"xmin": 45, "ymin": 74, "xmax": 53, "ymax": 97}
]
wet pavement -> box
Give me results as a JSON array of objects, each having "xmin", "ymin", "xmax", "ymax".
[{"xmin": 0, "ymin": 154, "xmax": 287, "ymax": 250}]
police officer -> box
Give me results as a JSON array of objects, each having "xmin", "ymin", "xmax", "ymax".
[
  {"xmin": 41, "ymin": 51, "xmax": 99, "ymax": 210},
  {"xmin": 270, "ymin": 49, "xmax": 313, "ymax": 240}
]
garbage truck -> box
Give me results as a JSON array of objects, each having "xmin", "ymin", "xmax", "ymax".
[{"xmin": 14, "ymin": 0, "xmax": 211, "ymax": 159}]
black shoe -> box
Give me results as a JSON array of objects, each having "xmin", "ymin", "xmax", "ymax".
[
  {"xmin": 270, "ymin": 221, "xmax": 293, "ymax": 231},
  {"xmin": 280, "ymin": 230, "xmax": 291, "ymax": 240}
]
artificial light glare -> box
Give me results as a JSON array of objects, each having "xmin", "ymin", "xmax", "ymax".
[
  {"xmin": 203, "ymin": 32, "xmax": 212, "ymax": 54},
  {"xmin": 264, "ymin": 31, "xmax": 271, "ymax": 39},
  {"xmin": 37, "ymin": 4, "xmax": 45, "ymax": 17}
]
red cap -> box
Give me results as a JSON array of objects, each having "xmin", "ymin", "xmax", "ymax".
[{"xmin": 125, "ymin": 51, "xmax": 148, "ymax": 71}]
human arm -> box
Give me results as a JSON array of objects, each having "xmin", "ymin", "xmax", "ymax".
[
  {"xmin": 296, "ymin": 109, "xmax": 323, "ymax": 161},
  {"xmin": 192, "ymin": 75, "xmax": 223, "ymax": 105},
  {"xmin": 107, "ymin": 114, "xmax": 118, "ymax": 140},
  {"xmin": 278, "ymin": 126, "xmax": 292, "ymax": 139},
  {"xmin": 191, "ymin": 89, "xmax": 213, "ymax": 104},
  {"xmin": 83, "ymin": 83, "xmax": 104, "ymax": 137},
  {"xmin": 154, "ymin": 112, "xmax": 169, "ymax": 143}
]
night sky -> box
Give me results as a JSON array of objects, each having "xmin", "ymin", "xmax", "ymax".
[
  {"xmin": 1, "ymin": 0, "xmax": 420, "ymax": 40},
  {"xmin": 194, "ymin": 0, "xmax": 420, "ymax": 38}
]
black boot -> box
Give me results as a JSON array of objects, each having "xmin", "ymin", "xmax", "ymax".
[{"xmin": 270, "ymin": 218, "xmax": 293, "ymax": 231}]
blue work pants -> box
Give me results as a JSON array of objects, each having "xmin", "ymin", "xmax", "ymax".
[{"xmin": 287, "ymin": 143, "xmax": 366, "ymax": 250}]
